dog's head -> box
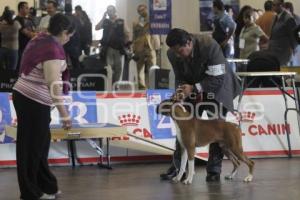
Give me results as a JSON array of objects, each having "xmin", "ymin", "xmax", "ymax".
[{"xmin": 156, "ymin": 88, "xmax": 187, "ymax": 116}]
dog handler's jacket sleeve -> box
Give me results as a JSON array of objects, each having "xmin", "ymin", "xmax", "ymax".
[{"xmin": 197, "ymin": 38, "xmax": 226, "ymax": 94}]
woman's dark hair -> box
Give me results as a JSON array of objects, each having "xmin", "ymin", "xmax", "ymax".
[
  {"xmin": 48, "ymin": 13, "xmax": 75, "ymax": 36},
  {"xmin": 2, "ymin": 9, "xmax": 14, "ymax": 25},
  {"xmin": 243, "ymin": 8, "xmax": 254, "ymax": 20},
  {"xmin": 235, "ymin": 5, "xmax": 252, "ymax": 37},
  {"xmin": 166, "ymin": 28, "xmax": 192, "ymax": 47}
]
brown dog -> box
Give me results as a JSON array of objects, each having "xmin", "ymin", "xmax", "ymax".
[{"xmin": 157, "ymin": 92, "xmax": 254, "ymax": 184}]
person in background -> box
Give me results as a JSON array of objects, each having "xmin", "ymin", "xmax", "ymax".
[
  {"xmin": 224, "ymin": 4, "xmax": 235, "ymax": 20},
  {"xmin": 14, "ymin": 1, "xmax": 36, "ymax": 71},
  {"xmin": 64, "ymin": 3, "xmax": 82, "ymax": 69},
  {"xmin": 239, "ymin": 8, "xmax": 269, "ymax": 59},
  {"xmin": 256, "ymin": 0, "xmax": 276, "ymax": 38},
  {"xmin": 234, "ymin": 5, "xmax": 252, "ymax": 58},
  {"xmin": 95, "ymin": 5, "xmax": 129, "ymax": 85},
  {"xmin": 75, "ymin": 5, "xmax": 92, "ymax": 56},
  {"xmin": 29, "ymin": 7, "xmax": 41, "ymax": 28},
  {"xmin": 132, "ymin": 4, "xmax": 159, "ymax": 89},
  {"xmin": 284, "ymin": 1, "xmax": 300, "ymax": 66},
  {"xmin": 283, "ymin": 2, "xmax": 300, "ymax": 25},
  {"xmin": 0, "ymin": 6, "xmax": 10, "ymax": 21},
  {"xmin": 212, "ymin": 0, "xmax": 236, "ymax": 59},
  {"xmin": 160, "ymin": 28, "xmax": 241, "ymax": 182},
  {"xmin": 269, "ymin": 0, "xmax": 297, "ymax": 66},
  {"xmin": 38, "ymin": 0, "xmax": 58, "ymax": 32},
  {"xmin": 0, "ymin": 9, "xmax": 21, "ymax": 70},
  {"xmin": 12, "ymin": 13, "xmax": 73, "ymax": 200}
]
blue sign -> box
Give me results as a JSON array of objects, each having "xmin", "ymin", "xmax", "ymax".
[
  {"xmin": 68, "ymin": 91, "xmax": 98, "ymax": 124},
  {"xmin": 149, "ymin": 0, "xmax": 172, "ymax": 35},
  {"xmin": 0, "ymin": 93, "xmax": 13, "ymax": 143},
  {"xmin": 147, "ymin": 89, "xmax": 175, "ymax": 139}
]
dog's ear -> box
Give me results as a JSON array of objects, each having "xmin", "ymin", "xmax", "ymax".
[{"xmin": 156, "ymin": 99, "xmax": 173, "ymax": 115}]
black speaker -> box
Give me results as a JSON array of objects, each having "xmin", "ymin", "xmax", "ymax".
[
  {"xmin": 0, "ymin": 70, "xmax": 18, "ymax": 92},
  {"xmin": 70, "ymin": 68, "xmax": 107, "ymax": 91}
]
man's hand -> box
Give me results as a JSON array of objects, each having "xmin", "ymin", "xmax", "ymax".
[
  {"xmin": 178, "ymin": 84, "xmax": 194, "ymax": 97},
  {"xmin": 103, "ymin": 11, "xmax": 107, "ymax": 19},
  {"xmin": 220, "ymin": 40, "xmax": 228, "ymax": 48}
]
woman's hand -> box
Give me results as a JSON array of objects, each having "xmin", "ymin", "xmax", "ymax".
[{"xmin": 61, "ymin": 116, "xmax": 72, "ymax": 130}]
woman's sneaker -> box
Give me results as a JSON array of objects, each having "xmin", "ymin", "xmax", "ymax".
[
  {"xmin": 40, "ymin": 193, "xmax": 56, "ymax": 200},
  {"xmin": 56, "ymin": 190, "xmax": 62, "ymax": 196}
]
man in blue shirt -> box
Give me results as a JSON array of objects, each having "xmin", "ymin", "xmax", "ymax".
[{"xmin": 212, "ymin": 0, "xmax": 236, "ymax": 59}]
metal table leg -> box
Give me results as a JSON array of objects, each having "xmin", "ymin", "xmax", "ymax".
[{"xmin": 68, "ymin": 140, "xmax": 77, "ymax": 168}]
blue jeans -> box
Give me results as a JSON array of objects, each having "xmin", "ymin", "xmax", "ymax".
[
  {"xmin": 291, "ymin": 45, "xmax": 300, "ymax": 66},
  {"xmin": 222, "ymin": 43, "xmax": 236, "ymax": 72},
  {"xmin": 0, "ymin": 47, "xmax": 18, "ymax": 70}
]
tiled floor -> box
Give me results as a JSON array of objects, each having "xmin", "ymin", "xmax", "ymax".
[{"xmin": 1, "ymin": 158, "xmax": 300, "ymax": 200}]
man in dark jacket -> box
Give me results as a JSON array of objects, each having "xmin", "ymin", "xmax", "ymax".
[
  {"xmin": 269, "ymin": 0, "xmax": 297, "ymax": 66},
  {"xmin": 160, "ymin": 28, "xmax": 241, "ymax": 182},
  {"xmin": 64, "ymin": 3, "xmax": 82, "ymax": 69},
  {"xmin": 95, "ymin": 5, "xmax": 129, "ymax": 84}
]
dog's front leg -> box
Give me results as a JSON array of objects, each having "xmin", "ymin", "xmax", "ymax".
[
  {"xmin": 183, "ymin": 159, "xmax": 194, "ymax": 184},
  {"xmin": 172, "ymin": 149, "xmax": 187, "ymax": 183}
]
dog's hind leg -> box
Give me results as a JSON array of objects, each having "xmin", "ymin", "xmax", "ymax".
[
  {"xmin": 172, "ymin": 149, "xmax": 188, "ymax": 183},
  {"xmin": 241, "ymin": 155, "xmax": 254, "ymax": 182},
  {"xmin": 233, "ymin": 148, "xmax": 255, "ymax": 182},
  {"xmin": 223, "ymin": 149, "xmax": 240, "ymax": 180}
]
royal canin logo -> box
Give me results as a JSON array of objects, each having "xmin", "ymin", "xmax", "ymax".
[
  {"xmin": 114, "ymin": 114, "xmax": 152, "ymax": 140},
  {"xmin": 118, "ymin": 114, "xmax": 141, "ymax": 126},
  {"xmin": 234, "ymin": 112, "xmax": 256, "ymax": 122}
]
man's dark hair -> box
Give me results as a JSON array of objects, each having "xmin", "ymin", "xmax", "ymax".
[
  {"xmin": 284, "ymin": 2, "xmax": 294, "ymax": 14},
  {"xmin": 48, "ymin": 13, "xmax": 75, "ymax": 36},
  {"xmin": 18, "ymin": 2, "xmax": 28, "ymax": 12},
  {"xmin": 213, "ymin": 0, "xmax": 225, "ymax": 11},
  {"xmin": 75, "ymin": 5, "xmax": 82, "ymax": 12},
  {"xmin": 47, "ymin": 0, "xmax": 58, "ymax": 8},
  {"xmin": 166, "ymin": 28, "xmax": 192, "ymax": 47},
  {"xmin": 224, "ymin": 4, "xmax": 232, "ymax": 12},
  {"xmin": 264, "ymin": 0, "xmax": 273, "ymax": 11},
  {"xmin": 275, "ymin": 0, "xmax": 284, "ymax": 5}
]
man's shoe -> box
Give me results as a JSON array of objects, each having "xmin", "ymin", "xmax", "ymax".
[
  {"xmin": 206, "ymin": 173, "xmax": 220, "ymax": 182},
  {"xmin": 160, "ymin": 170, "xmax": 177, "ymax": 180}
]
